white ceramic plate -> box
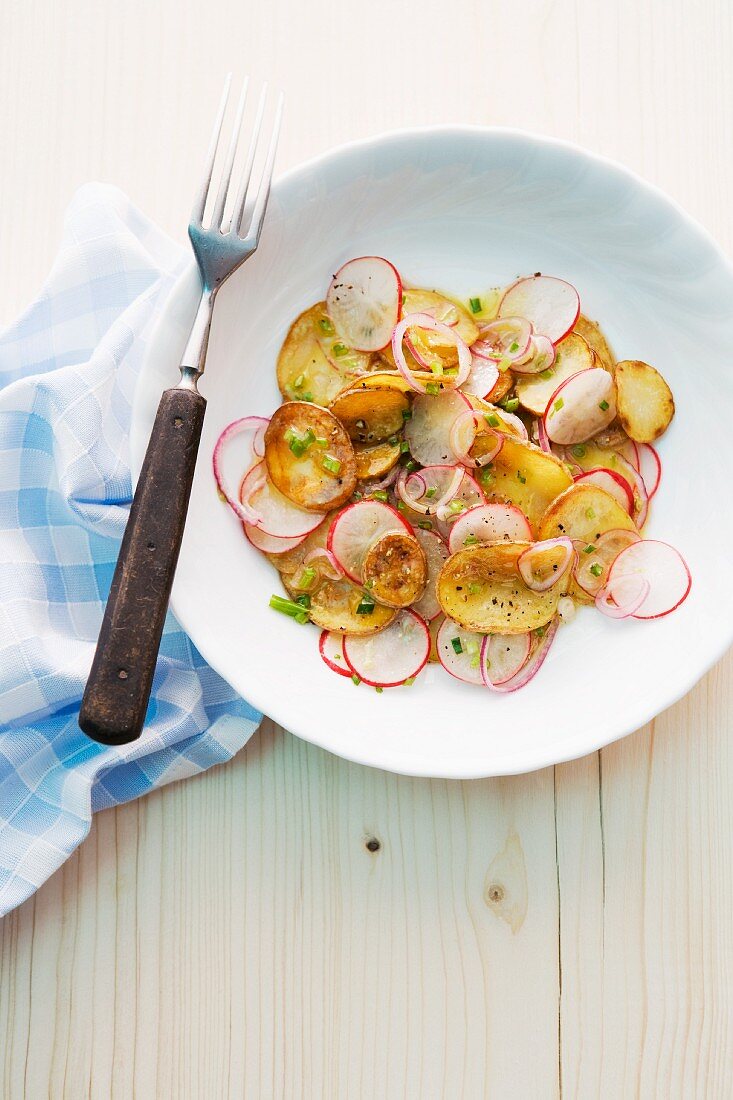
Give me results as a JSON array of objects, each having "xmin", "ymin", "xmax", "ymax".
[{"xmin": 132, "ymin": 127, "xmax": 733, "ymax": 779}]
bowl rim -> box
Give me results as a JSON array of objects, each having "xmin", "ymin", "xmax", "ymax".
[{"xmin": 134, "ymin": 124, "xmax": 733, "ymax": 778}]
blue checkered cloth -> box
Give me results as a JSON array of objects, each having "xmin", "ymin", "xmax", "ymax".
[{"xmin": 0, "ymin": 184, "xmax": 262, "ymax": 916}]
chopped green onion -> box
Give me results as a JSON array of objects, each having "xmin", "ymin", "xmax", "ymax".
[
  {"xmin": 468, "ymin": 581, "xmax": 481, "ymax": 593},
  {"xmin": 500, "ymin": 397, "xmax": 520, "ymax": 413},
  {"xmin": 404, "ymin": 459, "xmax": 418, "ymax": 473},
  {"xmin": 293, "ymin": 373, "xmax": 305, "ymax": 389},
  {"xmin": 509, "ymin": 341, "xmax": 519, "ymax": 353},
  {"xmin": 372, "ymin": 489, "xmax": 388, "ymax": 503},
  {"xmin": 319, "ymin": 317, "xmax": 335, "ymax": 335},
  {"xmin": 356, "ymin": 597, "xmax": 375, "ymax": 615},
  {"xmin": 517, "ymin": 470, "xmax": 527, "ymax": 484},
  {"xmin": 425, "ymin": 486, "xmax": 437, "ymax": 499},
  {"xmin": 470, "ymin": 654, "xmax": 481, "ymax": 669},
  {"xmin": 401, "ymin": 409, "xmax": 412, "ymax": 421},
  {"xmin": 583, "ymin": 544, "xmax": 595, "ymax": 554},
  {"xmin": 571, "ymin": 444, "xmax": 586, "ymax": 459},
  {"xmin": 332, "ymin": 343, "xmax": 349, "ymax": 358},
  {"xmin": 539, "ymin": 368, "xmax": 554, "ymax": 381},
  {"xmin": 375, "ymin": 686, "xmax": 384, "ymax": 694},
  {"xmin": 465, "ymin": 640, "xmax": 479, "ymax": 656},
  {"xmin": 485, "ymin": 413, "xmax": 500, "ymax": 428},
  {"xmin": 364, "ymin": 579, "xmax": 374, "ymax": 589},
  {"xmin": 269, "ymin": 594, "xmax": 310, "ymax": 624},
  {"xmin": 585, "ymin": 507, "xmax": 596, "ymax": 520},
  {"xmin": 589, "ymin": 563, "xmax": 603, "ymax": 577},
  {"xmin": 425, "ymin": 382, "xmax": 440, "ymax": 396},
  {"xmin": 217, "ymin": 487, "xmax": 227, "ymax": 503},
  {"xmin": 295, "ymin": 593, "xmax": 311, "ymax": 609},
  {"xmin": 451, "ymin": 637, "xmax": 463, "ymax": 655},
  {"xmin": 599, "ymin": 399, "xmax": 610, "ymax": 411},
  {"xmin": 298, "ymin": 566, "xmax": 316, "ymax": 589},
  {"xmin": 300, "ymin": 392, "xmax": 314, "ymax": 402},
  {"xmin": 535, "ymin": 626, "xmax": 546, "ymax": 639},
  {"xmin": 464, "ymin": 535, "xmax": 479, "ymax": 548},
  {"xmin": 396, "ymin": 501, "xmax": 407, "ymax": 512},
  {"xmin": 322, "ymin": 454, "xmax": 342, "ymax": 475},
  {"xmin": 352, "ymin": 490, "xmax": 363, "ymax": 501},
  {"xmin": 431, "ymin": 360, "xmax": 444, "ymax": 377},
  {"xmin": 448, "ymin": 499, "xmax": 466, "ymax": 515},
  {"xmin": 418, "ymin": 520, "xmax": 433, "ymax": 531},
  {"xmin": 351, "ymin": 674, "xmax": 361, "ymax": 686},
  {"xmin": 479, "ymin": 469, "xmax": 494, "ymax": 486},
  {"xmin": 287, "ymin": 427, "xmax": 315, "ymax": 457},
  {"xmin": 553, "ymin": 397, "xmax": 564, "ymax": 412},
  {"xmin": 400, "ymin": 441, "xmax": 410, "ymax": 453},
  {"xmin": 388, "ymin": 436, "xmax": 398, "ymax": 446},
  {"xmin": 497, "ymin": 357, "xmax": 511, "ymax": 373},
  {"xmin": 403, "ymin": 676, "xmax": 416, "ymax": 686},
  {"xmin": 469, "ymin": 297, "xmax": 482, "ymax": 314}
]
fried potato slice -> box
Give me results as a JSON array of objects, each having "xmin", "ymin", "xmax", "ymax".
[
  {"xmin": 437, "ymin": 542, "xmax": 562, "ymax": 634},
  {"xmin": 573, "ymin": 315, "xmax": 615, "ymax": 373},
  {"xmin": 282, "ymin": 573, "xmax": 395, "ymax": 635},
  {"xmin": 354, "ymin": 440, "xmax": 401, "ymax": 480},
  {"xmin": 614, "ymin": 360, "xmax": 674, "ymax": 442},
  {"xmin": 329, "ymin": 386, "xmax": 409, "ymax": 444},
  {"xmin": 362, "ymin": 531, "xmax": 427, "ymax": 608},
  {"xmin": 485, "ymin": 370, "xmax": 514, "ymax": 404},
  {"xmin": 538, "ymin": 482, "xmax": 638, "ymax": 544},
  {"xmin": 484, "ymin": 436, "xmax": 573, "ymax": 532},
  {"xmin": 515, "ymin": 332, "xmax": 596, "ymax": 415},
  {"xmin": 264, "ymin": 403, "xmax": 357, "ymax": 512},
  {"xmin": 277, "ymin": 303, "xmax": 373, "ymax": 408}
]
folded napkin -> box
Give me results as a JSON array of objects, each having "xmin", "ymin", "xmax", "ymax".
[{"xmin": 0, "ymin": 185, "xmax": 262, "ymax": 917}]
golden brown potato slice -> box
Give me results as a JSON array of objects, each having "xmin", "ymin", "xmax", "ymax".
[
  {"xmin": 485, "ymin": 371, "xmax": 514, "ymax": 404},
  {"xmin": 379, "ymin": 288, "xmax": 479, "ymax": 371},
  {"xmin": 277, "ymin": 303, "xmax": 373, "ymax": 408},
  {"xmin": 483, "ymin": 436, "xmax": 573, "ymax": 532},
  {"xmin": 437, "ymin": 542, "xmax": 562, "ymax": 634},
  {"xmin": 515, "ymin": 332, "xmax": 596, "ymax": 415},
  {"xmin": 354, "ymin": 440, "xmax": 401, "ymax": 480},
  {"xmin": 362, "ymin": 531, "xmax": 427, "ymax": 608},
  {"xmin": 282, "ymin": 573, "xmax": 395, "ymax": 635},
  {"xmin": 264, "ymin": 403, "xmax": 357, "ymax": 512},
  {"xmin": 329, "ymin": 386, "xmax": 409, "ymax": 444},
  {"xmin": 428, "ymin": 613, "xmax": 445, "ymax": 662},
  {"xmin": 573, "ymin": 315, "xmax": 615, "ymax": 373},
  {"xmin": 614, "ymin": 360, "xmax": 674, "ymax": 442}
]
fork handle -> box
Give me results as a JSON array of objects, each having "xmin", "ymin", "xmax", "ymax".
[{"xmin": 79, "ymin": 385, "xmax": 206, "ymax": 745}]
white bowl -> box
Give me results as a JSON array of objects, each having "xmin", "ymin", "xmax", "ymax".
[{"xmin": 132, "ymin": 127, "xmax": 733, "ymax": 779}]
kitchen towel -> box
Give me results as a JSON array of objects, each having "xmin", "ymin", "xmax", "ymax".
[{"xmin": 0, "ymin": 184, "xmax": 261, "ymax": 917}]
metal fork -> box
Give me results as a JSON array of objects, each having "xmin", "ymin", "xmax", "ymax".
[{"xmin": 79, "ymin": 77, "xmax": 283, "ymax": 746}]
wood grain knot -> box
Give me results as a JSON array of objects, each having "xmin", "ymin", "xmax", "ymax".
[{"xmin": 365, "ymin": 837, "xmax": 381, "ymax": 853}]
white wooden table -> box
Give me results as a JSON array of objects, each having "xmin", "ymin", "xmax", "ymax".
[{"xmin": 1, "ymin": 1, "xmax": 732, "ymax": 1095}]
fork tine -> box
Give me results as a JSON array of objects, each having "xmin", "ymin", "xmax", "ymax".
[
  {"xmin": 209, "ymin": 78, "xmax": 249, "ymax": 231},
  {"xmin": 190, "ymin": 74, "xmax": 232, "ymax": 226},
  {"xmin": 229, "ymin": 85, "xmax": 267, "ymax": 235},
  {"xmin": 241, "ymin": 93, "xmax": 284, "ymax": 246}
]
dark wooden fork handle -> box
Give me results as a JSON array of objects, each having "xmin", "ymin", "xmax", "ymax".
[{"xmin": 79, "ymin": 386, "xmax": 206, "ymax": 745}]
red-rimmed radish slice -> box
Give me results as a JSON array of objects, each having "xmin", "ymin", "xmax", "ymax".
[
  {"xmin": 343, "ymin": 608, "xmax": 430, "ymax": 687},
  {"xmin": 462, "ymin": 354, "xmax": 500, "ymax": 400},
  {"xmin": 544, "ymin": 367, "xmax": 616, "ymax": 444},
  {"xmin": 595, "ymin": 575, "xmax": 651, "ymax": 619},
  {"xmin": 517, "ymin": 537, "xmax": 574, "ymax": 591},
  {"xmin": 573, "ymin": 528, "xmax": 641, "ymax": 597},
  {"xmin": 242, "ymin": 462, "xmax": 326, "ymax": 538},
  {"xmin": 471, "ymin": 317, "xmax": 532, "ymax": 363},
  {"xmin": 498, "ymin": 276, "xmax": 580, "ymax": 345},
  {"xmin": 574, "ymin": 468, "xmax": 633, "ymax": 514},
  {"xmin": 243, "ymin": 524, "xmax": 306, "ymax": 555},
  {"xmin": 397, "ymin": 464, "xmax": 464, "ymax": 517},
  {"xmin": 436, "ymin": 619, "xmax": 485, "ymax": 685},
  {"xmin": 392, "ymin": 312, "xmax": 473, "ymax": 393},
  {"xmin": 636, "ymin": 442, "xmax": 662, "ymax": 498},
  {"xmin": 607, "ymin": 540, "xmax": 691, "ymax": 619},
  {"xmin": 327, "ymin": 499, "xmax": 410, "ymax": 583},
  {"xmin": 483, "ymin": 632, "xmax": 532, "ymax": 686},
  {"xmin": 326, "ymin": 256, "xmax": 401, "ymax": 352},
  {"xmin": 404, "ymin": 389, "xmax": 472, "ymax": 466},
  {"xmin": 412, "ymin": 528, "xmax": 450, "ymax": 621},
  {"xmin": 447, "ymin": 503, "xmax": 532, "ymax": 553},
  {"xmin": 319, "ymin": 631, "xmax": 351, "ymax": 677},
  {"xmin": 511, "ymin": 334, "xmax": 556, "ymax": 376},
  {"xmin": 213, "ymin": 416, "xmax": 271, "ymax": 523},
  {"xmin": 481, "ymin": 618, "xmax": 559, "ymax": 693},
  {"xmin": 448, "ymin": 410, "xmax": 503, "ymax": 468}
]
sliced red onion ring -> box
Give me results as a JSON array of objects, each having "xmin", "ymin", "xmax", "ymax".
[
  {"xmin": 536, "ymin": 417, "xmax": 551, "ymax": 453},
  {"xmin": 304, "ymin": 547, "xmax": 343, "ymax": 580},
  {"xmin": 480, "ymin": 618, "xmax": 559, "ymax": 693},
  {"xmin": 496, "ymin": 409, "xmax": 529, "ymax": 440},
  {"xmin": 396, "ymin": 465, "xmax": 463, "ymax": 516},
  {"xmin": 362, "ymin": 465, "xmax": 401, "ymax": 494},
  {"xmin": 448, "ymin": 409, "xmax": 504, "ymax": 467},
  {"xmin": 595, "ymin": 575, "xmax": 651, "ymax": 619},
  {"xmin": 511, "ymin": 334, "xmax": 557, "ymax": 376},
  {"xmin": 392, "ymin": 312, "xmax": 472, "ymax": 393},
  {"xmin": 471, "ymin": 317, "xmax": 532, "ymax": 363},
  {"xmin": 517, "ymin": 538, "xmax": 575, "ymax": 591},
  {"xmin": 213, "ymin": 416, "xmax": 271, "ymax": 524}
]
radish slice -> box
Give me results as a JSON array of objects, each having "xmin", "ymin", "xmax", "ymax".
[
  {"xmin": 448, "ymin": 410, "xmax": 503, "ymax": 468},
  {"xmin": 498, "ymin": 276, "xmax": 580, "ymax": 345},
  {"xmin": 481, "ymin": 618, "xmax": 559, "ymax": 693},
  {"xmin": 213, "ymin": 416, "xmax": 271, "ymax": 524},
  {"xmin": 511, "ymin": 334, "xmax": 556, "ymax": 376},
  {"xmin": 573, "ymin": 528, "xmax": 641, "ymax": 597},
  {"xmin": 397, "ymin": 464, "xmax": 464, "ymax": 517},
  {"xmin": 595, "ymin": 575, "xmax": 651, "ymax": 619},
  {"xmin": 462, "ymin": 353, "xmax": 500, "ymax": 399},
  {"xmin": 343, "ymin": 608, "xmax": 430, "ymax": 687},
  {"xmin": 326, "ymin": 256, "xmax": 401, "ymax": 352},
  {"xmin": 517, "ymin": 537, "xmax": 574, "ymax": 591},
  {"xmin": 304, "ymin": 547, "xmax": 343, "ymax": 580},
  {"xmin": 574, "ymin": 468, "xmax": 634, "ymax": 514},
  {"xmin": 392, "ymin": 312, "xmax": 473, "ymax": 393},
  {"xmin": 607, "ymin": 540, "xmax": 691, "ymax": 619},
  {"xmin": 436, "ymin": 619, "xmax": 485, "ymax": 685},
  {"xmin": 619, "ymin": 438, "xmax": 641, "ymax": 471},
  {"xmin": 483, "ymin": 632, "xmax": 532, "ymax": 685},
  {"xmin": 471, "ymin": 317, "xmax": 532, "ymax": 363},
  {"xmin": 243, "ymin": 524, "xmax": 306, "ymax": 555},
  {"xmin": 543, "ymin": 367, "xmax": 616, "ymax": 444},
  {"xmin": 448, "ymin": 503, "xmax": 532, "ymax": 553},
  {"xmin": 412, "ymin": 528, "xmax": 450, "ymax": 621},
  {"xmin": 636, "ymin": 442, "xmax": 662, "ymax": 498},
  {"xmin": 327, "ymin": 499, "xmax": 411, "ymax": 583},
  {"xmin": 319, "ymin": 631, "xmax": 351, "ymax": 677},
  {"xmin": 241, "ymin": 462, "xmax": 325, "ymax": 538},
  {"xmin": 404, "ymin": 390, "xmax": 472, "ymax": 466}
]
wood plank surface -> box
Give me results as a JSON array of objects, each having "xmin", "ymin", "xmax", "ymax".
[{"xmin": 1, "ymin": 0, "xmax": 732, "ymax": 1096}]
